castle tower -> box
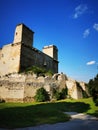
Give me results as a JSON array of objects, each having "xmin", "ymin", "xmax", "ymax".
[
  {"xmin": 13, "ymin": 24, "xmax": 34, "ymax": 47},
  {"xmin": 42, "ymin": 45, "xmax": 58, "ymax": 61}
]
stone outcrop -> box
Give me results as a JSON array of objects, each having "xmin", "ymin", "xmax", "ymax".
[{"xmin": 0, "ymin": 73, "xmax": 88, "ymax": 102}]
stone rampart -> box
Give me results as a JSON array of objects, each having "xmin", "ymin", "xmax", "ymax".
[{"xmin": 0, "ymin": 73, "xmax": 88, "ymax": 102}]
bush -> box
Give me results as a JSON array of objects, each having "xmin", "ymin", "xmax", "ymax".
[
  {"xmin": 25, "ymin": 66, "xmax": 53, "ymax": 77},
  {"xmin": 54, "ymin": 91, "xmax": 61, "ymax": 100},
  {"xmin": 53, "ymin": 88, "xmax": 68, "ymax": 101},
  {"xmin": 25, "ymin": 66, "xmax": 46, "ymax": 75},
  {"xmin": 60, "ymin": 88, "xmax": 68, "ymax": 99},
  {"xmin": 35, "ymin": 87, "xmax": 50, "ymax": 102},
  {"xmin": 45, "ymin": 70, "xmax": 53, "ymax": 77}
]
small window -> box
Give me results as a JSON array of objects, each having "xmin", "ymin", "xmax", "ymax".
[{"xmin": 16, "ymin": 32, "xmax": 17, "ymax": 35}]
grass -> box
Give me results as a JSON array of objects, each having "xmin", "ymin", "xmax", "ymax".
[{"xmin": 0, "ymin": 98, "xmax": 98, "ymax": 128}]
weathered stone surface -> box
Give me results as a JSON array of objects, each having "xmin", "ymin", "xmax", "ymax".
[
  {"xmin": 0, "ymin": 43, "xmax": 21, "ymax": 76},
  {"xmin": 0, "ymin": 24, "xmax": 58, "ymax": 76},
  {"xmin": 0, "ymin": 73, "xmax": 89, "ymax": 102}
]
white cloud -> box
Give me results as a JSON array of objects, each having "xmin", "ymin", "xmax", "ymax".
[
  {"xmin": 86, "ymin": 61, "xmax": 96, "ymax": 65},
  {"xmin": 83, "ymin": 29, "xmax": 90, "ymax": 38},
  {"xmin": 93, "ymin": 23, "xmax": 98, "ymax": 31},
  {"xmin": 73, "ymin": 4, "xmax": 88, "ymax": 19}
]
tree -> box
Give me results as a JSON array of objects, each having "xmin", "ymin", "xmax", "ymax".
[
  {"xmin": 35, "ymin": 87, "xmax": 50, "ymax": 102},
  {"xmin": 88, "ymin": 74, "xmax": 98, "ymax": 106}
]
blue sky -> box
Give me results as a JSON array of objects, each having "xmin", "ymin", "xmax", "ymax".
[{"xmin": 0, "ymin": 0, "xmax": 98, "ymax": 82}]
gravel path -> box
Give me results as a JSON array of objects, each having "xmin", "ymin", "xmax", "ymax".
[{"xmin": 0, "ymin": 112, "xmax": 98, "ymax": 130}]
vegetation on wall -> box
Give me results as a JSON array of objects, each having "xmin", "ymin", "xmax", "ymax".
[
  {"xmin": 25, "ymin": 66, "xmax": 53, "ymax": 77},
  {"xmin": 87, "ymin": 74, "xmax": 98, "ymax": 106}
]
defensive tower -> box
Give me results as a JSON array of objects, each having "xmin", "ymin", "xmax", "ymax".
[
  {"xmin": 43, "ymin": 45, "xmax": 58, "ymax": 61},
  {"xmin": 13, "ymin": 24, "xmax": 34, "ymax": 47},
  {"xmin": 0, "ymin": 23, "xmax": 58, "ymax": 76}
]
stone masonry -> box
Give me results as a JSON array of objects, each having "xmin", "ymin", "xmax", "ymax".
[
  {"xmin": 0, "ymin": 23, "xmax": 89, "ymax": 102},
  {"xmin": 0, "ymin": 73, "xmax": 88, "ymax": 102},
  {"xmin": 0, "ymin": 24, "xmax": 58, "ymax": 76}
]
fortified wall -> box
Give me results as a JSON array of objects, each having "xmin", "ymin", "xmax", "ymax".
[
  {"xmin": 0, "ymin": 73, "xmax": 89, "ymax": 102},
  {"xmin": 0, "ymin": 24, "xmax": 58, "ymax": 76},
  {"xmin": 0, "ymin": 24, "xmax": 89, "ymax": 102}
]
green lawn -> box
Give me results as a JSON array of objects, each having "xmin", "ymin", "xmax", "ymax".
[{"xmin": 0, "ymin": 98, "xmax": 98, "ymax": 128}]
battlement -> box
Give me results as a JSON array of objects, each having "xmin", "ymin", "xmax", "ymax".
[{"xmin": 43, "ymin": 45, "xmax": 58, "ymax": 49}]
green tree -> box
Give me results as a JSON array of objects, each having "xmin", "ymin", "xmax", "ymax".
[
  {"xmin": 88, "ymin": 74, "xmax": 98, "ymax": 106},
  {"xmin": 35, "ymin": 87, "xmax": 50, "ymax": 102}
]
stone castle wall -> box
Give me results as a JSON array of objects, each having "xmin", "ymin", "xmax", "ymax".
[
  {"xmin": 20, "ymin": 44, "xmax": 58, "ymax": 73},
  {"xmin": 0, "ymin": 73, "xmax": 88, "ymax": 102},
  {"xmin": 0, "ymin": 24, "xmax": 88, "ymax": 102},
  {"xmin": 0, "ymin": 24, "xmax": 58, "ymax": 76},
  {"xmin": 0, "ymin": 43, "xmax": 21, "ymax": 76},
  {"xmin": 13, "ymin": 24, "xmax": 34, "ymax": 47}
]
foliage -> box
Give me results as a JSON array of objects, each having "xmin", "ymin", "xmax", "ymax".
[
  {"xmin": 25, "ymin": 66, "xmax": 46, "ymax": 75},
  {"xmin": 88, "ymin": 74, "xmax": 98, "ymax": 106},
  {"xmin": 25, "ymin": 66, "xmax": 53, "ymax": 77},
  {"xmin": 34, "ymin": 87, "xmax": 50, "ymax": 102},
  {"xmin": 82, "ymin": 90, "xmax": 88, "ymax": 98},
  {"xmin": 54, "ymin": 91, "xmax": 61, "ymax": 100},
  {"xmin": 53, "ymin": 88, "xmax": 68, "ymax": 100},
  {"xmin": 45, "ymin": 70, "xmax": 53, "ymax": 77},
  {"xmin": 60, "ymin": 88, "xmax": 68, "ymax": 99}
]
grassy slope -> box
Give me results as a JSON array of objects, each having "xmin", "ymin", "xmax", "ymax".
[{"xmin": 0, "ymin": 98, "xmax": 98, "ymax": 128}]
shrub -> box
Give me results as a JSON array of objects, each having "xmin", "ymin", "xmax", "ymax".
[
  {"xmin": 53, "ymin": 88, "xmax": 68, "ymax": 101},
  {"xmin": 35, "ymin": 87, "xmax": 50, "ymax": 102},
  {"xmin": 45, "ymin": 70, "xmax": 53, "ymax": 77},
  {"xmin": 60, "ymin": 88, "xmax": 68, "ymax": 99},
  {"xmin": 25, "ymin": 66, "xmax": 53, "ymax": 77},
  {"xmin": 54, "ymin": 91, "xmax": 61, "ymax": 100},
  {"xmin": 25, "ymin": 66, "xmax": 46, "ymax": 75}
]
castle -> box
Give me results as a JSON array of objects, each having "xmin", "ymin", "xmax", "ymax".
[
  {"xmin": 0, "ymin": 24, "xmax": 89, "ymax": 102},
  {"xmin": 0, "ymin": 24, "xmax": 58, "ymax": 76}
]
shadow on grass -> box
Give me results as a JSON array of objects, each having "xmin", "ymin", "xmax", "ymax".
[{"xmin": 0, "ymin": 101, "xmax": 90, "ymax": 128}]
